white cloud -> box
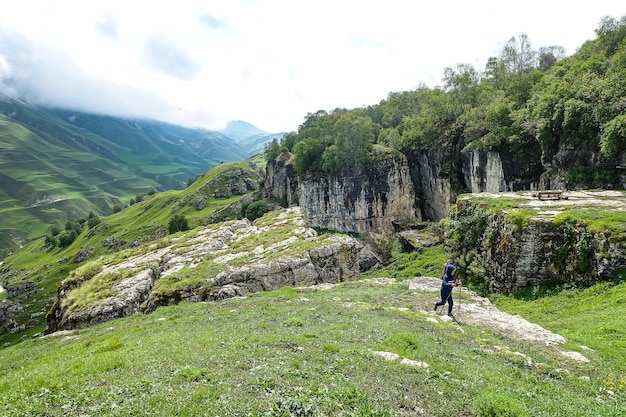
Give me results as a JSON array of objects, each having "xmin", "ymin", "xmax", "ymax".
[{"xmin": 0, "ymin": 0, "xmax": 623, "ymax": 132}]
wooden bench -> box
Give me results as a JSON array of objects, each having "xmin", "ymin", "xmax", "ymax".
[{"xmin": 537, "ymin": 190, "xmax": 562, "ymax": 200}]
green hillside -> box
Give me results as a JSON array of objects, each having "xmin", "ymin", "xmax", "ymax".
[
  {"xmin": 0, "ymin": 98, "xmax": 250, "ymax": 259},
  {"xmin": 0, "ymin": 156, "xmax": 266, "ymax": 345},
  {"xmin": 1, "ymin": 277, "xmax": 624, "ymax": 416}
]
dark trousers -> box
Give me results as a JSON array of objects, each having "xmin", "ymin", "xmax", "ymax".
[{"xmin": 435, "ymin": 286, "xmax": 453, "ymax": 314}]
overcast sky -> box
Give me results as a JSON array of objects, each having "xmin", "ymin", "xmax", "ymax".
[{"xmin": 0, "ymin": 1, "xmax": 623, "ymax": 133}]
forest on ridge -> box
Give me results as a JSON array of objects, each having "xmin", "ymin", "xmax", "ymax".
[{"xmin": 265, "ymin": 15, "xmax": 626, "ymax": 190}]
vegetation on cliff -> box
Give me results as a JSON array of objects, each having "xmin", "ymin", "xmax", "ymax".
[{"xmin": 265, "ymin": 15, "xmax": 626, "ymax": 189}]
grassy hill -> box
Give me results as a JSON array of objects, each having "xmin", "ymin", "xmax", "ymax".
[
  {"xmin": 0, "ymin": 97, "xmax": 252, "ymax": 259},
  {"xmin": 1, "ymin": 277, "xmax": 625, "ymax": 416},
  {"xmin": 1, "ymin": 162, "xmax": 625, "ymax": 415}
]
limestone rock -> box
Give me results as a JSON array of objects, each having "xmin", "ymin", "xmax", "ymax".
[
  {"xmin": 47, "ymin": 207, "xmax": 377, "ymax": 331},
  {"xmin": 446, "ymin": 195, "xmax": 626, "ymax": 293},
  {"xmin": 0, "ymin": 299, "xmax": 24, "ymax": 333},
  {"xmin": 48, "ymin": 268, "xmax": 155, "ymax": 332}
]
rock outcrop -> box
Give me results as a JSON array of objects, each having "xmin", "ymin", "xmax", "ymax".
[
  {"xmin": 445, "ymin": 192, "xmax": 626, "ymax": 294},
  {"xmin": 46, "ymin": 208, "xmax": 379, "ymax": 331},
  {"xmin": 0, "ymin": 299, "xmax": 23, "ymax": 334},
  {"xmin": 463, "ymin": 151, "xmax": 508, "ymax": 193}
]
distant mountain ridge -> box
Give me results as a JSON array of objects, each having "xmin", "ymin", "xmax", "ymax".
[
  {"xmin": 220, "ymin": 120, "xmax": 268, "ymax": 142},
  {"xmin": 219, "ymin": 120, "xmax": 287, "ymax": 156},
  {"xmin": 0, "ymin": 97, "xmax": 282, "ymax": 258}
]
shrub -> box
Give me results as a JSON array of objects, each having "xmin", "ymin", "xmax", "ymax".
[
  {"xmin": 168, "ymin": 214, "xmax": 189, "ymax": 234},
  {"xmin": 43, "ymin": 235, "xmax": 59, "ymax": 250},
  {"xmin": 376, "ymin": 231, "xmax": 398, "ymax": 264},
  {"xmin": 242, "ymin": 201, "xmax": 271, "ymax": 221},
  {"xmin": 58, "ymin": 230, "xmax": 78, "ymax": 248},
  {"xmin": 87, "ymin": 213, "xmax": 102, "ymax": 228}
]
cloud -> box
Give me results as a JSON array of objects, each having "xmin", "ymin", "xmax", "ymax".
[
  {"xmin": 0, "ymin": 1, "xmax": 624, "ymax": 133},
  {"xmin": 199, "ymin": 13, "xmax": 227, "ymax": 31},
  {"xmin": 142, "ymin": 32, "xmax": 202, "ymax": 81},
  {"xmin": 96, "ymin": 14, "xmax": 119, "ymax": 41},
  {"xmin": 0, "ymin": 28, "xmax": 183, "ymax": 123}
]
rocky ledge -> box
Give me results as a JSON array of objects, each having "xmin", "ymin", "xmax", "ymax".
[{"xmin": 46, "ymin": 208, "xmax": 380, "ymax": 332}]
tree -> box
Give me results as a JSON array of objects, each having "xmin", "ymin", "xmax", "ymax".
[
  {"xmin": 292, "ymin": 138, "xmax": 325, "ymax": 176},
  {"xmin": 501, "ymin": 33, "xmax": 537, "ymax": 75},
  {"xmin": 87, "ymin": 212, "xmax": 101, "ymax": 228},
  {"xmin": 333, "ymin": 113, "xmax": 375, "ymax": 170},
  {"xmin": 263, "ymin": 138, "xmax": 281, "ymax": 161},
  {"xmin": 43, "ymin": 235, "xmax": 58, "ymax": 250},
  {"xmin": 538, "ymin": 45, "xmax": 566, "ymax": 71},
  {"xmin": 443, "ymin": 63, "xmax": 481, "ymax": 106},
  {"xmin": 58, "ymin": 230, "xmax": 78, "ymax": 248},
  {"xmin": 241, "ymin": 201, "xmax": 270, "ymax": 221},
  {"xmin": 600, "ymin": 114, "xmax": 626, "ymax": 157}
]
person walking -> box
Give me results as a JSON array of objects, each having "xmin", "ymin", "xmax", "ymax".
[{"xmin": 434, "ymin": 263, "xmax": 458, "ymax": 317}]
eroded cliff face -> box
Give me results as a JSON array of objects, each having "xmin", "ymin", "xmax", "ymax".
[
  {"xmin": 266, "ymin": 153, "xmax": 422, "ymax": 233},
  {"xmin": 264, "ymin": 150, "xmax": 511, "ymax": 229},
  {"xmin": 300, "ymin": 157, "xmax": 420, "ymax": 233},
  {"xmin": 462, "ymin": 151, "xmax": 508, "ymax": 193}
]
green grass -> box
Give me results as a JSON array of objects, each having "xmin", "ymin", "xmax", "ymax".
[
  {"xmin": 362, "ymin": 246, "xmax": 448, "ymax": 280},
  {"xmin": 553, "ymin": 208, "xmax": 626, "ymax": 241},
  {"xmin": 1, "ymin": 281, "xmax": 624, "ymax": 416},
  {"xmin": 492, "ymin": 280, "xmax": 626, "ymax": 375}
]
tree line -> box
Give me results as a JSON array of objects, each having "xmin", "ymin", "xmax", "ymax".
[{"xmin": 265, "ymin": 15, "xmax": 626, "ymax": 188}]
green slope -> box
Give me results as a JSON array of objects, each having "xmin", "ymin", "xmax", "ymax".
[
  {"xmin": 0, "ymin": 98, "xmax": 249, "ymax": 258},
  {"xmin": 0, "ymin": 280, "xmax": 624, "ymax": 416},
  {"xmin": 0, "ymin": 156, "xmax": 267, "ymax": 346}
]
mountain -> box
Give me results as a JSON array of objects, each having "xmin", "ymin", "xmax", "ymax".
[
  {"xmin": 0, "ymin": 97, "xmax": 250, "ymax": 258},
  {"xmin": 239, "ymin": 131, "xmax": 287, "ymax": 157},
  {"xmin": 219, "ymin": 120, "xmax": 269, "ymax": 142},
  {"xmin": 219, "ymin": 120, "xmax": 287, "ymax": 156}
]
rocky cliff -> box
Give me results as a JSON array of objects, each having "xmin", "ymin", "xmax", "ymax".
[
  {"xmin": 265, "ymin": 149, "xmax": 530, "ymax": 230},
  {"xmin": 265, "ymin": 145, "xmax": 625, "ymax": 235},
  {"xmin": 265, "ymin": 151, "xmax": 421, "ymax": 233},
  {"xmin": 444, "ymin": 191, "xmax": 626, "ymax": 294}
]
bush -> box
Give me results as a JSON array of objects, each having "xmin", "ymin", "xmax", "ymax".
[
  {"xmin": 376, "ymin": 231, "xmax": 398, "ymax": 264},
  {"xmin": 43, "ymin": 234, "xmax": 59, "ymax": 250},
  {"xmin": 168, "ymin": 214, "xmax": 189, "ymax": 234},
  {"xmin": 58, "ymin": 230, "xmax": 78, "ymax": 248},
  {"xmin": 241, "ymin": 201, "xmax": 271, "ymax": 221},
  {"xmin": 87, "ymin": 212, "xmax": 102, "ymax": 228}
]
